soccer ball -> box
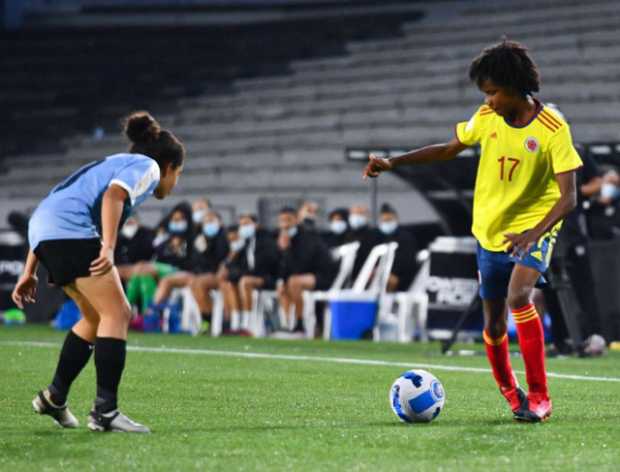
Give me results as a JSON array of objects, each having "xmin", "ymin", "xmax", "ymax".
[{"xmin": 389, "ymin": 369, "xmax": 445, "ymax": 423}]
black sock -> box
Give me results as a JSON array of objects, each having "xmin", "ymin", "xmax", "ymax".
[
  {"xmin": 48, "ymin": 330, "xmax": 94, "ymax": 405},
  {"xmin": 223, "ymin": 320, "xmax": 231, "ymax": 331},
  {"xmin": 294, "ymin": 319, "xmax": 304, "ymax": 332},
  {"xmin": 94, "ymin": 337, "xmax": 126, "ymax": 413}
]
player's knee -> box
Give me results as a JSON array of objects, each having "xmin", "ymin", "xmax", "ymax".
[
  {"xmin": 507, "ymin": 288, "xmax": 531, "ymax": 310},
  {"xmin": 485, "ymin": 318, "xmax": 507, "ymax": 338}
]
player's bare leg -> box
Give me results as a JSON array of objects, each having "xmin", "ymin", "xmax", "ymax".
[
  {"xmin": 74, "ymin": 268, "xmax": 149, "ymax": 432},
  {"xmin": 32, "ymin": 284, "xmax": 99, "ymax": 428},
  {"xmin": 508, "ymin": 265, "xmax": 552, "ymax": 422}
]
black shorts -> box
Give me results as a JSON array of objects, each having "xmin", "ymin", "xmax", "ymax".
[{"xmin": 34, "ymin": 238, "xmax": 101, "ymax": 286}]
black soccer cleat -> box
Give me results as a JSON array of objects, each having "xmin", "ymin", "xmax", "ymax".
[{"xmin": 32, "ymin": 389, "xmax": 79, "ymax": 428}]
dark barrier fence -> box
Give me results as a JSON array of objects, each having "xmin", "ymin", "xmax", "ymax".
[{"xmin": 588, "ymin": 239, "xmax": 620, "ymax": 342}]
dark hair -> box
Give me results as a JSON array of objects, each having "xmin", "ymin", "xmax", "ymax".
[
  {"xmin": 328, "ymin": 207, "xmax": 349, "ymax": 220},
  {"xmin": 239, "ymin": 213, "xmax": 258, "ymax": 223},
  {"xmin": 469, "ymin": 40, "xmax": 540, "ymax": 96},
  {"xmin": 380, "ymin": 203, "xmax": 397, "ymax": 215},
  {"xmin": 227, "ymin": 224, "xmax": 239, "ymax": 233},
  {"xmin": 279, "ymin": 206, "xmax": 297, "ymax": 215},
  {"xmin": 123, "ymin": 111, "xmax": 185, "ymax": 171}
]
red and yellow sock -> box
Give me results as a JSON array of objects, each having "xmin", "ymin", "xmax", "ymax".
[
  {"xmin": 513, "ymin": 303, "xmax": 548, "ymax": 398},
  {"xmin": 483, "ymin": 330, "xmax": 516, "ymax": 391}
]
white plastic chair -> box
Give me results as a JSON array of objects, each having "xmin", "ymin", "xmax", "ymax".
[
  {"xmin": 301, "ymin": 241, "xmax": 361, "ymax": 338},
  {"xmin": 210, "ymin": 289, "xmax": 225, "ymax": 337},
  {"xmin": 251, "ymin": 242, "xmax": 361, "ymax": 338},
  {"xmin": 322, "ymin": 242, "xmax": 398, "ymax": 340},
  {"xmin": 374, "ymin": 254, "xmax": 430, "ymax": 343}
]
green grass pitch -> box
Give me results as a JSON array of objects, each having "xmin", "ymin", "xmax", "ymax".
[{"xmin": 1, "ymin": 325, "xmax": 619, "ymax": 471}]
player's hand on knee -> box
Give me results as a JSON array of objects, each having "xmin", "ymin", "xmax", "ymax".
[
  {"xmin": 363, "ymin": 154, "xmax": 392, "ymax": 180},
  {"xmin": 90, "ymin": 246, "xmax": 115, "ymax": 276}
]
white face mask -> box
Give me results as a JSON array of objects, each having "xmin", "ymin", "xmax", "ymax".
[
  {"xmin": 239, "ymin": 223, "xmax": 256, "ymax": 240},
  {"xmin": 203, "ymin": 222, "xmax": 220, "ymax": 238},
  {"xmin": 230, "ymin": 239, "xmax": 245, "ymax": 252},
  {"xmin": 349, "ymin": 214, "xmax": 367, "ymax": 230},
  {"xmin": 379, "ymin": 220, "xmax": 398, "ymax": 235},
  {"xmin": 330, "ymin": 220, "xmax": 347, "ymax": 235},
  {"xmin": 601, "ymin": 182, "xmax": 620, "ymax": 200},
  {"xmin": 192, "ymin": 210, "xmax": 205, "ymax": 224},
  {"xmin": 121, "ymin": 223, "xmax": 139, "ymax": 239},
  {"xmin": 288, "ymin": 226, "xmax": 298, "ymax": 238},
  {"xmin": 168, "ymin": 220, "xmax": 188, "ymax": 234}
]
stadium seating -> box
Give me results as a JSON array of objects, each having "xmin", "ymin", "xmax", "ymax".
[{"xmin": 1, "ymin": 0, "xmax": 619, "ymax": 228}]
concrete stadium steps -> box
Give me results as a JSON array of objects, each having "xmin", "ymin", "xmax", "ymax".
[
  {"xmin": 238, "ymin": 44, "xmax": 620, "ymax": 92},
  {"xmin": 228, "ymin": 42, "xmax": 620, "ymax": 103},
  {"xmin": 350, "ymin": 5, "xmax": 620, "ymax": 53},
  {"xmin": 186, "ymin": 50, "xmax": 620, "ymax": 111},
  {"xmin": 0, "ymin": 163, "xmax": 408, "ymax": 200},
  {"xmin": 1, "ymin": 147, "xmax": 347, "ymax": 182},
  {"xmin": 174, "ymin": 82, "xmax": 619, "ymax": 129}
]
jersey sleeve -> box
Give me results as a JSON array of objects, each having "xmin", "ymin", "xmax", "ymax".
[
  {"xmin": 455, "ymin": 106, "xmax": 487, "ymax": 146},
  {"xmin": 548, "ymin": 124, "xmax": 583, "ymax": 174},
  {"xmin": 110, "ymin": 159, "xmax": 160, "ymax": 205}
]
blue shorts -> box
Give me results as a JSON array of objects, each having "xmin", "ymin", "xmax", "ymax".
[{"xmin": 476, "ymin": 231, "xmax": 557, "ymax": 300}]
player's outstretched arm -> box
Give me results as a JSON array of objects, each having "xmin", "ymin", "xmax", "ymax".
[{"xmin": 363, "ymin": 137, "xmax": 467, "ymax": 179}]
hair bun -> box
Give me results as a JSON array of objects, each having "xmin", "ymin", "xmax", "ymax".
[{"xmin": 124, "ymin": 111, "xmax": 161, "ymax": 144}]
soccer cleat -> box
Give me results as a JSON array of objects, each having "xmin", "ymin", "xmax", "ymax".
[
  {"xmin": 514, "ymin": 393, "xmax": 552, "ymax": 422},
  {"xmin": 32, "ymin": 389, "xmax": 79, "ymax": 428},
  {"xmin": 500, "ymin": 385, "xmax": 527, "ymax": 413},
  {"xmin": 87, "ymin": 409, "xmax": 151, "ymax": 433}
]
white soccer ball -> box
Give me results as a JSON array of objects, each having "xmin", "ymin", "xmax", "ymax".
[{"xmin": 389, "ymin": 369, "xmax": 445, "ymax": 423}]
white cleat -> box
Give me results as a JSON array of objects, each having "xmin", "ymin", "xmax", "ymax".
[
  {"xmin": 32, "ymin": 389, "xmax": 79, "ymax": 428},
  {"xmin": 87, "ymin": 409, "xmax": 150, "ymax": 433}
]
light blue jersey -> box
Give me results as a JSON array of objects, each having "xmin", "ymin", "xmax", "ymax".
[{"xmin": 28, "ymin": 153, "xmax": 160, "ymax": 250}]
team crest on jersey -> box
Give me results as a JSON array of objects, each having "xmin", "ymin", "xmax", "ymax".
[{"xmin": 525, "ymin": 137, "xmax": 539, "ymax": 153}]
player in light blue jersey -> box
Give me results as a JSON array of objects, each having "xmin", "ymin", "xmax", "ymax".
[{"xmin": 11, "ymin": 111, "xmax": 185, "ymax": 433}]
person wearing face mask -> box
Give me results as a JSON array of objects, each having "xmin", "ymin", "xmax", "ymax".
[
  {"xmin": 217, "ymin": 225, "xmax": 250, "ymax": 334},
  {"xmin": 345, "ymin": 204, "xmax": 381, "ymax": 281},
  {"xmin": 115, "ymin": 214, "xmax": 155, "ymax": 267},
  {"xmin": 377, "ymin": 203, "xmax": 418, "ymax": 292},
  {"xmin": 191, "ymin": 197, "xmax": 211, "ymax": 233},
  {"xmin": 277, "ymin": 207, "xmax": 336, "ymax": 335},
  {"xmin": 323, "ymin": 208, "xmax": 350, "ymax": 249},
  {"xmin": 124, "ymin": 203, "xmax": 195, "ymax": 315},
  {"xmin": 218, "ymin": 213, "xmax": 279, "ymax": 332},
  {"xmin": 298, "ymin": 200, "xmax": 319, "ymax": 231},
  {"xmin": 148, "ymin": 210, "xmax": 229, "ymax": 323}
]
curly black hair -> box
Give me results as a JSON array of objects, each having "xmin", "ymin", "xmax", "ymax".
[{"xmin": 469, "ymin": 40, "xmax": 540, "ymax": 96}]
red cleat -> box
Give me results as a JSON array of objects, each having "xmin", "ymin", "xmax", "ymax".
[
  {"xmin": 514, "ymin": 393, "xmax": 552, "ymax": 422},
  {"xmin": 500, "ymin": 386, "xmax": 527, "ymax": 413}
]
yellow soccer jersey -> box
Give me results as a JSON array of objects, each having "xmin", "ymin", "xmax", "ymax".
[{"xmin": 455, "ymin": 101, "xmax": 582, "ymax": 251}]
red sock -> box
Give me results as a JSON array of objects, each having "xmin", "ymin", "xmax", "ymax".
[
  {"xmin": 513, "ymin": 303, "xmax": 548, "ymax": 398},
  {"xmin": 483, "ymin": 330, "xmax": 516, "ymax": 391}
]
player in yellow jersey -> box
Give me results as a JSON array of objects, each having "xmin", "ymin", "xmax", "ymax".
[{"xmin": 363, "ymin": 40, "xmax": 582, "ymax": 422}]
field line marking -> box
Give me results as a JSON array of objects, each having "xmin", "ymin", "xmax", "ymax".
[{"xmin": 2, "ymin": 340, "xmax": 619, "ymax": 383}]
